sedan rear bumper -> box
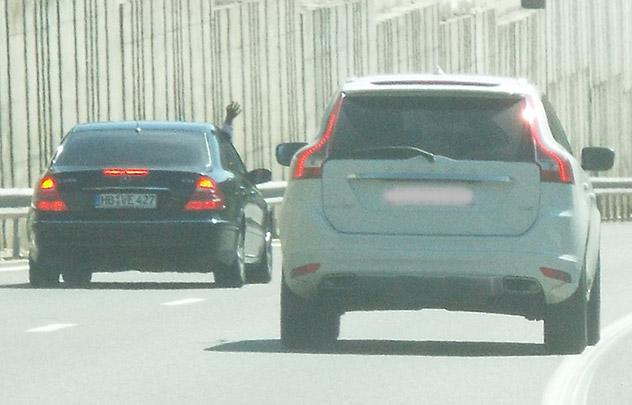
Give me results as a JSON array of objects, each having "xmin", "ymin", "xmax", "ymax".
[{"xmin": 30, "ymin": 219, "xmax": 238, "ymax": 272}]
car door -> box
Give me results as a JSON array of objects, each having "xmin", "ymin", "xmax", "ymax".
[{"xmin": 217, "ymin": 138, "xmax": 267, "ymax": 264}]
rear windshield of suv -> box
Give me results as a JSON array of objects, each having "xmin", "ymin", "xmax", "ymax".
[
  {"xmin": 330, "ymin": 95, "xmax": 534, "ymax": 162},
  {"xmin": 54, "ymin": 131, "xmax": 210, "ymax": 168}
]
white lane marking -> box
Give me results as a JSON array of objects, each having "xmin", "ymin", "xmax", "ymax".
[
  {"xmin": 26, "ymin": 323, "xmax": 77, "ymax": 333},
  {"xmin": 542, "ymin": 312, "xmax": 632, "ymax": 405},
  {"xmin": 161, "ymin": 298, "xmax": 207, "ymax": 306},
  {"xmin": 0, "ymin": 265, "xmax": 27, "ymax": 273}
]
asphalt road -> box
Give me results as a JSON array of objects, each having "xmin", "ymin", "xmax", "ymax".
[{"xmin": 1, "ymin": 224, "xmax": 632, "ymax": 404}]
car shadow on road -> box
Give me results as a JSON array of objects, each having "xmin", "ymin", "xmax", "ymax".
[
  {"xmin": 205, "ymin": 339, "xmax": 547, "ymax": 357},
  {"xmin": 0, "ymin": 282, "xmax": 226, "ymax": 290}
]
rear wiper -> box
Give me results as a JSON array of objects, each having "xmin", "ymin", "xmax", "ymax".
[{"xmin": 335, "ymin": 146, "xmax": 435, "ymax": 162}]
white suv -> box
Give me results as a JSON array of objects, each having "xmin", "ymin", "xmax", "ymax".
[{"xmin": 275, "ymin": 74, "xmax": 614, "ymax": 354}]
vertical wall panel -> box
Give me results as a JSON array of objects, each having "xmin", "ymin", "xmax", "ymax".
[{"xmin": 1, "ymin": 0, "xmax": 632, "ymax": 186}]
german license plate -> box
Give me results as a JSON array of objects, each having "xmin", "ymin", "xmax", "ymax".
[{"xmin": 95, "ymin": 193, "xmax": 157, "ymax": 209}]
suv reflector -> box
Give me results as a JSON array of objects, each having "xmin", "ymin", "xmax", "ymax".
[
  {"xmin": 540, "ymin": 267, "xmax": 572, "ymax": 283},
  {"xmin": 291, "ymin": 263, "xmax": 320, "ymax": 278}
]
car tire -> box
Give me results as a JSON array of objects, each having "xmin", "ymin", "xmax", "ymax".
[
  {"xmin": 280, "ymin": 279, "xmax": 340, "ymax": 351},
  {"xmin": 544, "ymin": 271, "xmax": 588, "ymax": 355},
  {"xmin": 214, "ymin": 227, "xmax": 246, "ymax": 288},
  {"xmin": 28, "ymin": 257, "xmax": 60, "ymax": 288},
  {"xmin": 587, "ymin": 257, "xmax": 601, "ymax": 346},
  {"xmin": 62, "ymin": 269, "xmax": 93, "ymax": 287},
  {"xmin": 245, "ymin": 230, "xmax": 272, "ymax": 284}
]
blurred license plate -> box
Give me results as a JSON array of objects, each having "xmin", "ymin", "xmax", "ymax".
[
  {"xmin": 95, "ymin": 193, "xmax": 157, "ymax": 209},
  {"xmin": 384, "ymin": 185, "xmax": 473, "ymax": 207}
]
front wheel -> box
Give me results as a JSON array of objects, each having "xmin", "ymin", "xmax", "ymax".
[
  {"xmin": 280, "ymin": 279, "xmax": 340, "ymax": 350},
  {"xmin": 544, "ymin": 272, "xmax": 588, "ymax": 355}
]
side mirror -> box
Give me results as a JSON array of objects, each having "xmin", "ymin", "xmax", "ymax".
[
  {"xmin": 276, "ymin": 142, "xmax": 307, "ymax": 167},
  {"xmin": 246, "ymin": 168, "xmax": 272, "ymax": 185},
  {"xmin": 581, "ymin": 147, "xmax": 615, "ymax": 171},
  {"xmin": 522, "ymin": 0, "xmax": 546, "ymax": 9}
]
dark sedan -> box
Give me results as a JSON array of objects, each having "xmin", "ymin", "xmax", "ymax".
[{"xmin": 28, "ymin": 121, "xmax": 273, "ymax": 288}]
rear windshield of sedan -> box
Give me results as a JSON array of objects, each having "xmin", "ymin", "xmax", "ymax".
[
  {"xmin": 54, "ymin": 131, "xmax": 210, "ymax": 168},
  {"xmin": 330, "ymin": 94, "xmax": 534, "ymax": 162}
]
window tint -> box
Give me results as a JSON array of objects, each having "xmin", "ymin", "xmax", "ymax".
[
  {"xmin": 542, "ymin": 96, "xmax": 573, "ymax": 154},
  {"xmin": 55, "ymin": 131, "xmax": 210, "ymax": 168},
  {"xmin": 218, "ymin": 138, "xmax": 247, "ymax": 175},
  {"xmin": 330, "ymin": 95, "xmax": 534, "ymax": 162}
]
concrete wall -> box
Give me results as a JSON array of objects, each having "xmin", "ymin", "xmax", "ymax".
[{"xmin": 1, "ymin": 0, "xmax": 631, "ymax": 187}]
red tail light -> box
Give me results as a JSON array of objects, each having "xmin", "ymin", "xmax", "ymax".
[
  {"xmin": 34, "ymin": 175, "xmax": 69, "ymax": 212},
  {"xmin": 291, "ymin": 96, "xmax": 344, "ymax": 179},
  {"xmin": 103, "ymin": 168, "xmax": 149, "ymax": 177},
  {"xmin": 523, "ymin": 101, "xmax": 574, "ymax": 184},
  {"xmin": 184, "ymin": 176, "xmax": 225, "ymax": 211}
]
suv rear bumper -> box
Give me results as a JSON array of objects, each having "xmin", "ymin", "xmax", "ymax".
[{"xmin": 317, "ymin": 274, "xmax": 545, "ymax": 320}]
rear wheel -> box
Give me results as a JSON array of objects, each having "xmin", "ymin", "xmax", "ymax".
[
  {"xmin": 214, "ymin": 227, "xmax": 246, "ymax": 288},
  {"xmin": 62, "ymin": 268, "xmax": 93, "ymax": 287},
  {"xmin": 544, "ymin": 271, "xmax": 588, "ymax": 355},
  {"xmin": 280, "ymin": 279, "xmax": 340, "ymax": 350},
  {"xmin": 245, "ymin": 230, "xmax": 272, "ymax": 284},
  {"xmin": 587, "ymin": 258, "xmax": 601, "ymax": 346},
  {"xmin": 28, "ymin": 257, "xmax": 60, "ymax": 288}
]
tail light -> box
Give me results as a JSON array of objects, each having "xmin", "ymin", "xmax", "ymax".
[
  {"xmin": 103, "ymin": 168, "xmax": 149, "ymax": 177},
  {"xmin": 523, "ymin": 100, "xmax": 574, "ymax": 184},
  {"xmin": 33, "ymin": 175, "xmax": 69, "ymax": 212},
  {"xmin": 184, "ymin": 176, "xmax": 225, "ymax": 211},
  {"xmin": 291, "ymin": 95, "xmax": 344, "ymax": 179}
]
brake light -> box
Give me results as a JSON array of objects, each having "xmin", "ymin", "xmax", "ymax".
[
  {"xmin": 291, "ymin": 96, "xmax": 344, "ymax": 179},
  {"xmin": 184, "ymin": 176, "xmax": 225, "ymax": 211},
  {"xmin": 34, "ymin": 175, "xmax": 68, "ymax": 212},
  {"xmin": 103, "ymin": 168, "xmax": 149, "ymax": 177},
  {"xmin": 523, "ymin": 100, "xmax": 573, "ymax": 184}
]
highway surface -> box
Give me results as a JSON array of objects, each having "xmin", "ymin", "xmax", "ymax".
[{"xmin": 2, "ymin": 223, "xmax": 632, "ymax": 404}]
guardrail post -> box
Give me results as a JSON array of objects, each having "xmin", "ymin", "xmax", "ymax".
[{"xmin": 12, "ymin": 218, "xmax": 21, "ymax": 258}]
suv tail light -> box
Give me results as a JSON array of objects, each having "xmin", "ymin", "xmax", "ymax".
[
  {"xmin": 184, "ymin": 176, "xmax": 225, "ymax": 211},
  {"xmin": 291, "ymin": 96, "xmax": 344, "ymax": 179},
  {"xmin": 34, "ymin": 175, "xmax": 69, "ymax": 212},
  {"xmin": 523, "ymin": 101, "xmax": 574, "ymax": 184}
]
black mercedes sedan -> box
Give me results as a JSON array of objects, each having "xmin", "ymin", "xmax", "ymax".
[{"xmin": 28, "ymin": 121, "xmax": 273, "ymax": 288}]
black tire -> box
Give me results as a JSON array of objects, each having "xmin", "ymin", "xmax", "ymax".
[
  {"xmin": 587, "ymin": 258, "xmax": 601, "ymax": 346},
  {"xmin": 214, "ymin": 227, "xmax": 246, "ymax": 288},
  {"xmin": 62, "ymin": 269, "xmax": 93, "ymax": 287},
  {"xmin": 28, "ymin": 257, "xmax": 60, "ymax": 288},
  {"xmin": 544, "ymin": 271, "xmax": 588, "ymax": 355},
  {"xmin": 245, "ymin": 229, "xmax": 272, "ymax": 284},
  {"xmin": 280, "ymin": 279, "xmax": 340, "ymax": 350}
]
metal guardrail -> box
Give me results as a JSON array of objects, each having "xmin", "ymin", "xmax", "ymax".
[{"xmin": 2, "ymin": 179, "xmax": 632, "ymax": 260}]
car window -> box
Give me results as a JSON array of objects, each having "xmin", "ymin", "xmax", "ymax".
[
  {"xmin": 542, "ymin": 96, "xmax": 574, "ymax": 154},
  {"xmin": 330, "ymin": 95, "xmax": 534, "ymax": 162},
  {"xmin": 218, "ymin": 137, "xmax": 247, "ymax": 175},
  {"xmin": 54, "ymin": 130, "xmax": 211, "ymax": 168}
]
